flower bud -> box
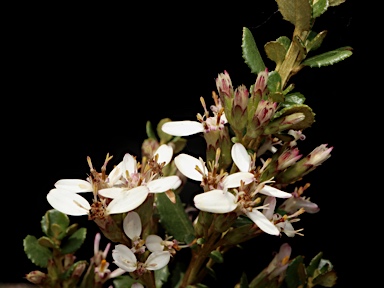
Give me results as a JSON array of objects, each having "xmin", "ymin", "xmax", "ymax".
[{"xmin": 25, "ymin": 270, "xmax": 47, "ymax": 285}]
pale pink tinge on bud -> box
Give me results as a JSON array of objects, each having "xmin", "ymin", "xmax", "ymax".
[
  {"xmin": 25, "ymin": 271, "xmax": 47, "ymax": 285},
  {"xmin": 233, "ymin": 84, "xmax": 249, "ymax": 110},
  {"xmin": 306, "ymin": 144, "xmax": 333, "ymax": 166},
  {"xmin": 277, "ymin": 148, "xmax": 302, "ymax": 170},
  {"xmin": 255, "ymin": 100, "xmax": 277, "ymax": 126},
  {"xmin": 281, "ymin": 113, "xmax": 305, "ymax": 126},
  {"xmin": 254, "ymin": 68, "xmax": 269, "ymax": 95},
  {"xmin": 216, "ymin": 70, "xmax": 233, "ymax": 98}
]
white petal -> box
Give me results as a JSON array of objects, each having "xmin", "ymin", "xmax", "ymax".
[
  {"xmin": 107, "ymin": 161, "xmax": 124, "ymax": 185},
  {"xmin": 245, "ymin": 209, "xmax": 279, "ymax": 235},
  {"xmin": 154, "ymin": 144, "xmax": 173, "ymax": 166},
  {"xmin": 98, "ymin": 187, "xmax": 124, "ymax": 199},
  {"xmin": 162, "ymin": 121, "xmax": 204, "ymax": 136},
  {"xmin": 54, "ymin": 179, "xmax": 93, "ymax": 193},
  {"xmin": 123, "ymin": 211, "xmax": 142, "ymax": 240},
  {"xmin": 112, "ymin": 244, "xmax": 137, "ymax": 272},
  {"xmin": 174, "ymin": 154, "xmax": 207, "ymax": 181},
  {"xmin": 147, "ymin": 176, "xmax": 181, "ymax": 193},
  {"xmin": 223, "ymin": 172, "xmax": 254, "ymax": 188},
  {"xmin": 231, "ymin": 143, "xmax": 251, "ymax": 172},
  {"xmin": 47, "ymin": 188, "xmax": 90, "ymax": 216},
  {"xmin": 145, "ymin": 235, "xmax": 164, "ymax": 252},
  {"xmin": 106, "ymin": 186, "xmax": 149, "ymax": 214},
  {"xmin": 123, "ymin": 153, "xmax": 137, "ymax": 177},
  {"xmin": 145, "ymin": 251, "xmax": 171, "ymax": 271},
  {"xmin": 194, "ymin": 190, "xmax": 237, "ymax": 213},
  {"xmin": 260, "ymin": 185, "xmax": 292, "ymax": 198}
]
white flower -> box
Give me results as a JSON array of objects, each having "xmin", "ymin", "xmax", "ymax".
[
  {"xmin": 112, "ymin": 245, "xmax": 171, "ymax": 273},
  {"xmin": 46, "ymin": 185, "xmax": 150, "ymax": 216}
]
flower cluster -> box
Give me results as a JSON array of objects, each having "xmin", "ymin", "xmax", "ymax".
[{"xmin": 23, "ymin": 1, "xmax": 351, "ymax": 287}]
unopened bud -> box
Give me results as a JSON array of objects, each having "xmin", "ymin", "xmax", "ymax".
[{"xmin": 25, "ymin": 270, "xmax": 47, "ymax": 285}]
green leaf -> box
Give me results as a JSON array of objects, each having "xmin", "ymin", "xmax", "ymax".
[
  {"xmin": 301, "ymin": 47, "xmax": 353, "ymax": 67},
  {"xmin": 276, "ymin": 0, "xmax": 312, "ymax": 31},
  {"xmin": 239, "ymin": 272, "xmax": 249, "ymax": 288},
  {"xmin": 329, "ymin": 0, "xmax": 346, "ymax": 7},
  {"xmin": 312, "ymin": 270, "xmax": 338, "ymax": 287},
  {"xmin": 23, "ymin": 235, "xmax": 52, "ymax": 268},
  {"xmin": 264, "ymin": 41, "xmax": 287, "ymax": 68},
  {"xmin": 267, "ymin": 71, "xmax": 282, "ymax": 93},
  {"xmin": 282, "ymin": 92, "xmax": 306, "ymax": 107},
  {"xmin": 171, "ymin": 137, "xmax": 187, "ymax": 154},
  {"xmin": 285, "ymin": 255, "xmax": 307, "ymax": 288},
  {"xmin": 313, "ymin": 0, "xmax": 329, "ymax": 18},
  {"xmin": 37, "ymin": 236, "xmax": 56, "ymax": 249},
  {"xmin": 273, "ymin": 103, "xmax": 315, "ymax": 130},
  {"xmin": 113, "ymin": 275, "xmax": 141, "ymax": 288},
  {"xmin": 41, "ymin": 209, "xmax": 70, "ymax": 240},
  {"xmin": 155, "ymin": 265, "xmax": 170, "ymax": 288},
  {"xmin": 242, "ymin": 27, "xmax": 265, "ymax": 74},
  {"xmin": 209, "ymin": 250, "xmax": 224, "ymax": 263},
  {"xmin": 156, "ymin": 192, "xmax": 195, "ymax": 244},
  {"xmin": 306, "ymin": 251, "xmax": 323, "ymax": 277},
  {"xmin": 146, "ymin": 120, "xmax": 157, "ymax": 140},
  {"xmin": 157, "ymin": 118, "xmax": 173, "ymax": 143},
  {"xmin": 60, "ymin": 227, "xmax": 87, "ymax": 254},
  {"xmin": 306, "ymin": 30, "xmax": 328, "ymax": 52}
]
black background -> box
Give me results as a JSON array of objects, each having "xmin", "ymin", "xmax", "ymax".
[{"xmin": 3, "ymin": 1, "xmax": 360, "ymax": 287}]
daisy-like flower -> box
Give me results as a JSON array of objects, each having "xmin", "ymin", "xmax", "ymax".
[
  {"xmin": 112, "ymin": 211, "xmax": 171, "ymax": 275},
  {"xmin": 191, "ymin": 143, "xmax": 292, "ymax": 235},
  {"xmin": 47, "ymin": 144, "xmax": 181, "ymax": 217}
]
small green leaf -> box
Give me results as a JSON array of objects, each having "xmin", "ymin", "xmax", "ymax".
[
  {"xmin": 282, "ymin": 92, "xmax": 306, "ymax": 107},
  {"xmin": 313, "ymin": 0, "xmax": 329, "ymax": 18},
  {"xmin": 242, "ymin": 27, "xmax": 265, "ymax": 74},
  {"xmin": 329, "ymin": 0, "xmax": 346, "ymax": 7},
  {"xmin": 171, "ymin": 137, "xmax": 187, "ymax": 154},
  {"xmin": 155, "ymin": 265, "xmax": 170, "ymax": 288},
  {"xmin": 113, "ymin": 275, "xmax": 140, "ymax": 288},
  {"xmin": 209, "ymin": 250, "xmax": 224, "ymax": 263},
  {"xmin": 156, "ymin": 192, "xmax": 195, "ymax": 244},
  {"xmin": 273, "ymin": 104, "xmax": 315, "ymax": 130},
  {"xmin": 239, "ymin": 272, "xmax": 249, "ymax": 288},
  {"xmin": 302, "ymin": 47, "xmax": 353, "ymax": 67},
  {"xmin": 307, "ymin": 251, "xmax": 323, "ymax": 277},
  {"xmin": 42, "ymin": 209, "xmax": 70, "ymax": 240},
  {"xmin": 285, "ymin": 255, "xmax": 307, "ymax": 288},
  {"xmin": 264, "ymin": 41, "xmax": 287, "ymax": 68},
  {"xmin": 37, "ymin": 236, "xmax": 56, "ymax": 249},
  {"xmin": 157, "ymin": 118, "xmax": 173, "ymax": 143},
  {"xmin": 267, "ymin": 71, "xmax": 282, "ymax": 93},
  {"xmin": 306, "ymin": 30, "xmax": 328, "ymax": 52},
  {"xmin": 60, "ymin": 227, "xmax": 87, "ymax": 254},
  {"xmin": 23, "ymin": 235, "xmax": 52, "ymax": 268},
  {"xmin": 146, "ymin": 120, "xmax": 157, "ymax": 140},
  {"xmin": 312, "ymin": 270, "xmax": 338, "ymax": 287}
]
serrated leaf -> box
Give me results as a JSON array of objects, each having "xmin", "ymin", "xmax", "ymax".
[
  {"xmin": 306, "ymin": 30, "xmax": 328, "ymax": 52},
  {"xmin": 156, "ymin": 192, "xmax": 195, "ymax": 244},
  {"xmin": 157, "ymin": 118, "xmax": 173, "ymax": 143},
  {"xmin": 242, "ymin": 27, "xmax": 265, "ymax": 74},
  {"xmin": 306, "ymin": 251, "xmax": 323, "ymax": 277},
  {"xmin": 60, "ymin": 227, "xmax": 87, "ymax": 254},
  {"xmin": 42, "ymin": 209, "xmax": 70, "ymax": 240},
  {"xmin": 285, "ymin": 255, "xmax": 307, "ymax": 288},
  {"xmin": 302, "ymin": 47, "xmax": 353, "ymax": 67},
  {"xmin": 276, "ymin": 0, "xmax": 312, "ymax": 31},
  {"xmin": 313, "ymin": 0, "xmax": 329, "ymax": 18},
  {"xmin": 23, "ymin": 235, "xmax": 52, "ymax": 268}
]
